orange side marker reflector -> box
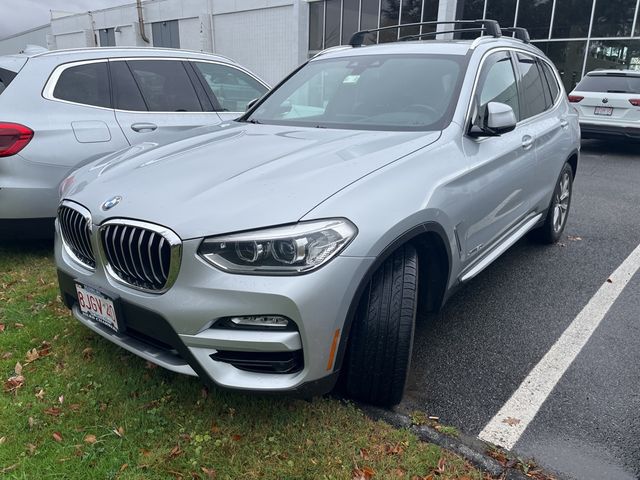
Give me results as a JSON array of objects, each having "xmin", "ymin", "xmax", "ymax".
[{"xmin": 326, "ymin": 329, "xmax": 341, "ymax": 371}]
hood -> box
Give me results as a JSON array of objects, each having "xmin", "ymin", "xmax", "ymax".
[{"xmin": 64, "ymin": 122, "xmax": 440, "ymax": 239}]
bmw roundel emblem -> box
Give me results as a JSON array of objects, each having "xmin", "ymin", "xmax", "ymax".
[
  {"xmin": 101, "ymin": 195, "xmax": 122, "ymax": 211},
  {"xmin": 602, "ymin": 98, "xmax": 609, "ymax": 104}
]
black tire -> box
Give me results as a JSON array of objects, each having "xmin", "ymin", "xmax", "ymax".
[
  {"xmin": 345, "ymin": 244, "xmax": 418, "ymax": 407},
  {"xmin": 534, "ymin": 162, "xmax": 574, "ymax": 244}
]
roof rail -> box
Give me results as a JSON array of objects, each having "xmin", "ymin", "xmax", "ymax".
[
  {"xmin": 348, "ymin": 19, "xmax": 501, "ymax": 47},
  {"xmin": 501, "ymin": 27, "xmax": 530, "ymax": 43}
]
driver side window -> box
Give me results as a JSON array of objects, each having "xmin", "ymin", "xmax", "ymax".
[{"xmin": 476, "ymin": 52, "xmax": 520, "ymax": 122}]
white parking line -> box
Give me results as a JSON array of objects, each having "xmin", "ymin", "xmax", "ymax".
[{"xmin": 478, "ymin": 243, "xmax": 640, "ymax": 450}]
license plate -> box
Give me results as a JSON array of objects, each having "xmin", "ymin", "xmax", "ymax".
[
  {"xmin": 75, "ymin": 283, "xmax": 119, "ymax": 332},
  {"xmin": 594, "ymin": 106, "xmax": 613, "ymax": 116}
]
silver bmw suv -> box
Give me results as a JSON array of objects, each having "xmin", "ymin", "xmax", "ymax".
[
  {"xmin": 55, "ymin": 21, "xmax": 580, "ymax": 406},
  {"xmin": 0, "ymin": 46, "xmax": 268, "ymax": 238}
]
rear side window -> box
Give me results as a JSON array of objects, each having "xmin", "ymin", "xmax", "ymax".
[
  {"xmin": 53, "ymin": 62, "xmax": 111, "ymax": 108},
  {"xmin": 110, "ymin": 61, "xmax": 147, "ymax": 111},
  {"xmin": 0, "ymin": 67, "xmax": 17, "ymax": 95},
  {"xmin": 476, "ymin": 52, "xmax": 520, "ymax": 121},
  {"xmin": 540, "ymin": 61, "xmax": 560, "ymax": 104},
  {"xmin": 192, "ymin": 62, "xmax": 267, "ymax": 112},
  {"xmin": 127, "ymin": 60, "xmax": 202, "ymax": 112},
  {"xmin": 575, "ymin": 74, "xmax": 640, "ymax": 94},
  {"xmin": 516, "ymin": 53, "xmax": 547, "ymax": 119}
]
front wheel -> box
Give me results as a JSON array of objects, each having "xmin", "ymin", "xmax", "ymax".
[
  {"xmin": 534, "ymin": 162, "xmax": 574, "ymax": 244},
  {"xmin": 344, "ymin": 244, "xmax": 418, "ymax": 407}
]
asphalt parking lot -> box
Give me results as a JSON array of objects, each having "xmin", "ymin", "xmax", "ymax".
[{"xmin": 401, "ymin": 139, "xmax": 640, "ymax": 480}]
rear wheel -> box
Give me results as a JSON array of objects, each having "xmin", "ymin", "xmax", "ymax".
[
  {"xmin": 534, "ymin": 162, "xmax": 573, "ymax": 244},
  {"xmin": 345, "ymin": 244, "xmax": 418, "ymax": 407}
]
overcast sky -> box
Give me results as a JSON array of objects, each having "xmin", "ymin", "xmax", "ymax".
[{"xmin": 0, "ymin": 0, "xmax": 130, "ymax": 39}]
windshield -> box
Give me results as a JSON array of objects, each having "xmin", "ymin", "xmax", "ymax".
[
  {"xmin": 576, "ymin": 74, "xmax": 640, "ymax": 94},
  {"xmin": 244, "ymin": 54, "xmax": 465, "ymax": 131}
]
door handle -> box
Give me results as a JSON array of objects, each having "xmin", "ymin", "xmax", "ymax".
[
  {"xmin": 560, "ymin": 119, "xmax": 569, "ymax": 129},
  {"xmin": 131, "ymin": 122, "xmax": 158, "ymax": 132},
  {"xmin": 521, "ymin": 135, "xmax": 534, "ymax": 150}
]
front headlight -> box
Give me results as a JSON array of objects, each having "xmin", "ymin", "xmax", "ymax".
[{"xmin": 198, "ymin": 219, "xmax": 357, "ymax": 275}]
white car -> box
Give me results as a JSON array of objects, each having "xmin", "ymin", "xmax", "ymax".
[{"xmin": 568, "ymin": 69, "xmax": 640, "ymax": 140}]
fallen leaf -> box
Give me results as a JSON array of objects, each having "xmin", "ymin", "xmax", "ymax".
[
  {"xmin": 210, "ymin": 422, "xmax": 220, "ymax": 434},
  {"xmin": 502, "ymin": 417, "xmax": 521, "ymax": 426},
  {"xmin": 52, "ymin": 432, "xmax": 63, "ymax": 442},
  {"xmin": 26, "ymin": 443, "xmax": 37, "ymax": 456},
  {"xmin": 389, "ymin": 468, "xmax": 406, "ymax": 477},
  {"xmin": 567, "ymin": 235, "xmax": 582, "ymax": 241},
  {"xmin": 58, "ymin": 395, "xmax": 64, "ymax": 405},
  {"xmin": 1, "ymin": 352, "xmax": 12, "ymax": 359},
  {"xmin": 352, "ymin": 466, "xmax": 375, "ymax": 480},
  {"xmin": 359, "ymin": 448, "xmax": 369, "ymax": 460},
  {"xmin": 140, "ymin": 448, "xmax": 151, "ymax": 457},
  {"xmin": 437, "ymin": 456, "xmax": 446, "ymax": 473},
  {"xmin": 0, "ymin": 465, "xmax": 18, "ymax": 474},
  {"xmin": 0, "ymin": 324, "xmax": 5, "ymax": 333},
  {"xmin": 4, "ymin": 375, "xmax": 25, "ymax": 393},
  {"xmin": 14, "ymin": 323, "xmax": 24, "ymax": 329},
  {"xmin": 119, "ymin": 463, "xmax": 128, "ymax": 472},
  {"xmin": 0, "ymin": 436, "xmax": 5, "ymax": 444},
  {"xmin": 69, "ymin": 403, "xmax": 81, "ymax": 411},
  {"xmin": 385, "ymin": 443, "xmax": 404, "ymax": 455},
  {"xmin": 201, "ymin": 466, "xmax": 216, "ymax": 479},
  {"xmin": 14, "ymin": 362, "xmax": 22, "ymax": 375},
  {"xmin": 84, "ymin": 434, "xmax": 97, "ymax": 444},
  {"xmin": 113, "ymin": 426, "xmax": 125, "ymax": 438},
  {"xmin": 35, "ymin": 388, "xmax": 45, "ymax": 400},
  {"xmin": 82, "ymin": 347, "xmax": 93, "ymax": 360},
  {"xmin": 44, "ymin": 407, "xmax": 62, "ymax": 416},
  {"xmin": 25, "ymin": 348, "xmax": 39, "ymax": 363},
  {"xmin": 231, "ymin": 434, "xmax": 242, "ymax": 442},
  {"xmin": 28, "ymin": 417, "xmax": 35, "ymax": 429},
  {"xmin": 169, "ymin": 444, "xmax": 182, "ymax": 458}
]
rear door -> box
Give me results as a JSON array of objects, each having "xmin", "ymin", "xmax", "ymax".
[
  {"xmin": 461, "ymin": 50, "xmax": 538, "ymax": 266},
  {"xmin": 39, "ymin": 60, "xmax": 129, "ymax": 169},
  {"xmin": 190, "ymin": 61, "xmax": 269, "ymax": 121},
  {"xmin": 111, "ymin": 59, "xmax": 223, "ymax": 144}
]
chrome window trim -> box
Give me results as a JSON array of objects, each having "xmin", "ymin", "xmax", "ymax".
[
  {"xmin": 42, "ymin": 57, "xmax": 268, "ymax": 115},
  {"xmin": 463, "ymin": 46, "xmax": 564, "ymax": 134},
  {"xmin": 58, "ymin": 200, "xmax": 96, "ymax": 272},
  {"xmin": 97, "ymin": 218, "xmax": 182, "ymax": 295},
  {"xmin": 42, "ymin": 59, "xmax": 113, "ymax": 111}
]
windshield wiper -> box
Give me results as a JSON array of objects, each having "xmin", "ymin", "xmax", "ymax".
[{"xmin": 244, "ymin": 118, "xmax": 262, "ymax": 124}]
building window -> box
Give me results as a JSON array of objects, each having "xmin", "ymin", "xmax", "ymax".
[
  {"xmin": 309, "ymin": 1, "xmax": 325, "ymax": 51},
  {"xmin": 485, "ymin": 0, "xmax": 516, "ymax": 29},
  {"xmin": 585, "ymin": 39, "xmax": 640, "ymax": 72},
  {"xmin": 99, "ymin": 28, "xmax": 116, "ymax": 47},
  {"xmin": 325, "ymin": 0, "xmax": 341, "ymax": 47},
  {"xmin": 552, "ymin": 0, "xmax": 594, "ymax": 39},
  {"xmin": 342, "ymin": 0, "xmax": 360, "ymax": 45},
  {"xmin": 152, "ymin": 20, "xmax": 180, "ymax": 48},
  {"xmin": 591, "ymin": 0, "xmax": 637, "ymax": 37},
  {"xmin": 309, "ymin": 0, "xmax": 441, "ymax": 49},
  {"xmin": 516, "ymin": 0, "xmax": 553, "ymax": 40},
  {"xmin": 534, "ymin": 41, "xmax": 588, "ymax": 91}
]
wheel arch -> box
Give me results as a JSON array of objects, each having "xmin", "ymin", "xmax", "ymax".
[
  {"xmin": 567, "ymin": 149, "xmax": 579, "ymax": 177},
  {"xmin": 332, "ymin": 221, "xmax": 452, "ymax": 374}
]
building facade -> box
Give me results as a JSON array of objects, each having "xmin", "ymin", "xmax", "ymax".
[{"xmin": 2, "ymin": 0, "xmax": 640, "ymax": 90}]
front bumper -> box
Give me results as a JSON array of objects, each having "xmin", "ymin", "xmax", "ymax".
[
  {"xmin": 580, "ymin": 122, "xmax": 640, "ymax": 140},
  {"xmin": 55, "ymin": 223, "xmax": 374, "ymax": 396}
]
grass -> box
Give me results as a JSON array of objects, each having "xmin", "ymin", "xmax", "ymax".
[{"xmin": 0, "ymin": 241, "xmax": 484, "ymax": 479}]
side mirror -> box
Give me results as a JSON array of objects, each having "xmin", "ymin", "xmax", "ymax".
[
  {"xmin": 469, "ymin": 102, "xmax": 517, "ymax": 137},
  {"xmin": 246, "ymin": 98, "xmax": 259, "ymax": 111}
]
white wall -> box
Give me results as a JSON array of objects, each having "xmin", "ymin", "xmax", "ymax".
[
  {"xmin": 0, "ymin": 25, "xmax": 51, "ymax": 55},
  {"xmin": 212, "ymin": 4, "xmax": 297, "ymax": 84}
]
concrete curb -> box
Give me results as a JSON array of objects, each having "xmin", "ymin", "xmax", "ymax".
[{"xmin": 360, "ymin": 404, "xmax": 531, "ymax": 480}]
